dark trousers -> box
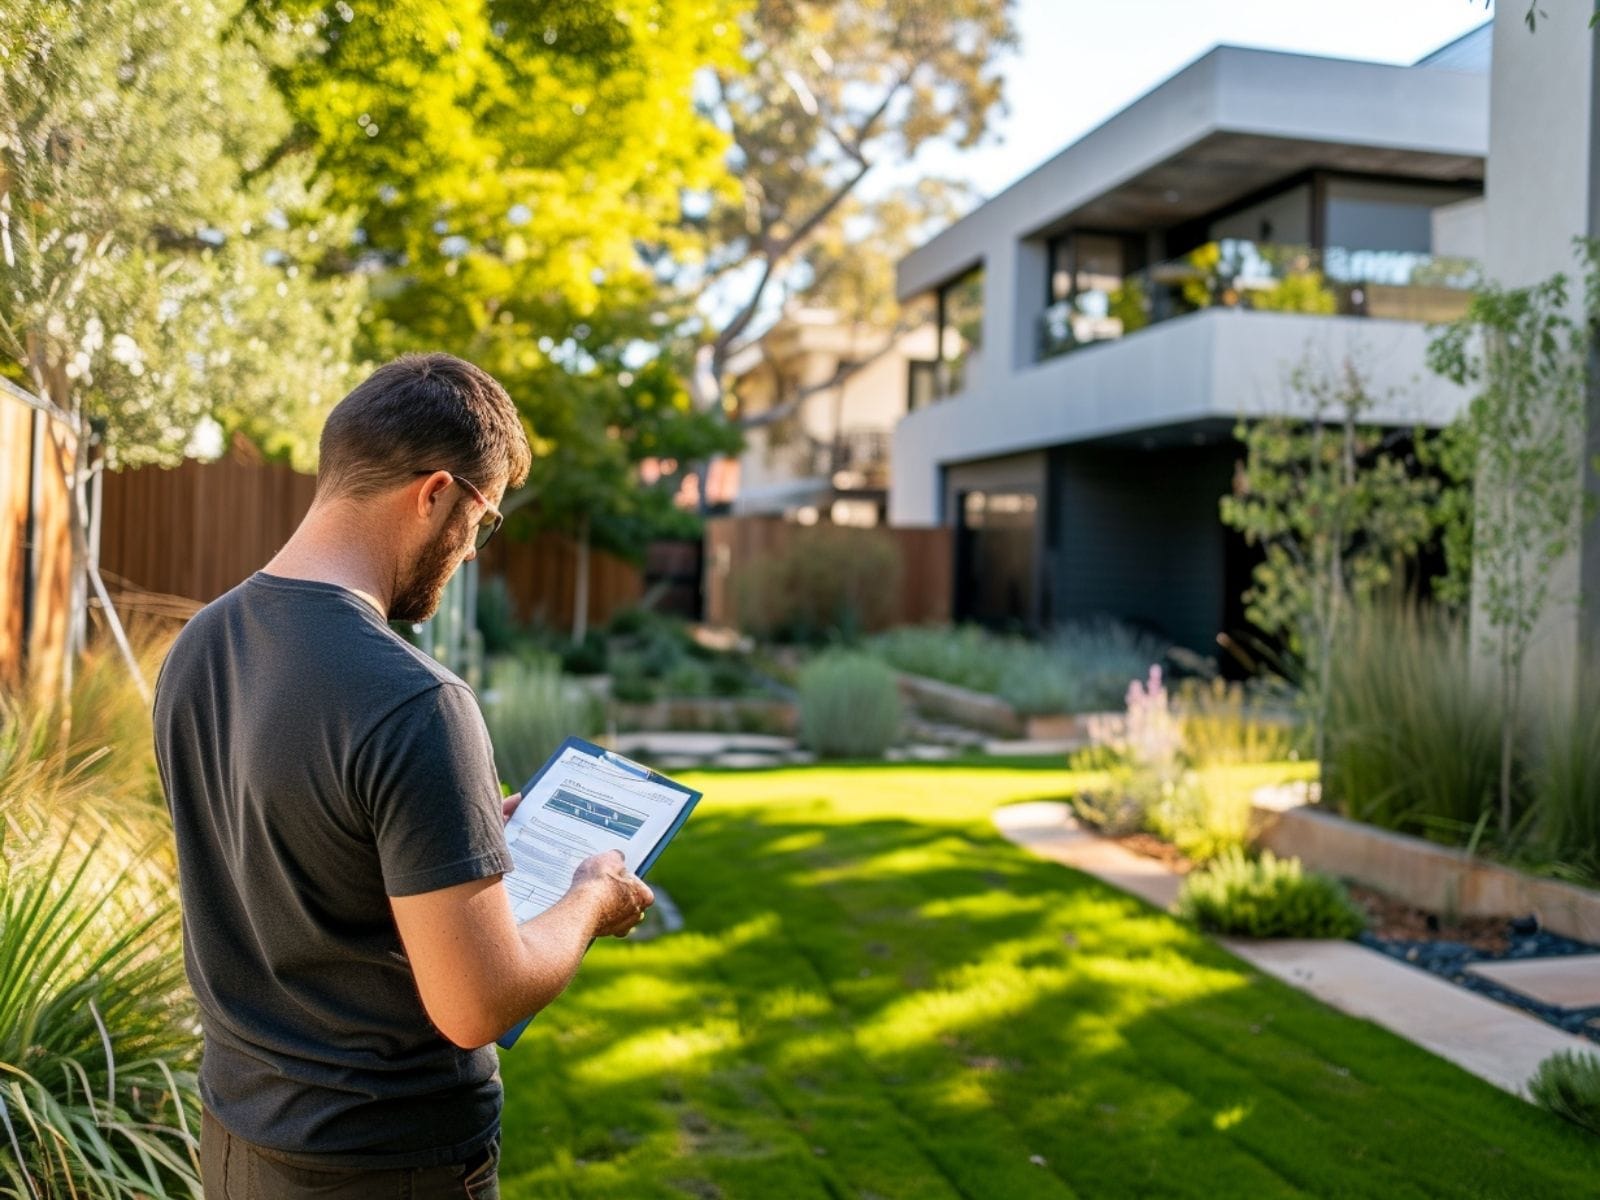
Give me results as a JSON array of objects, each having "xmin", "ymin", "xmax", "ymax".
[{"xmin": 201, "ymin": 1109, "xmax": 499, "ymax": 1199}]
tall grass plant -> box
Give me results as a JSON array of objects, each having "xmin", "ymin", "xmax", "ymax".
[
  {"xmin": 1324, "ymin": 605, "xmax": 1505, "ymax": 838},
  {"xmin": 480, "ymin": 656, "xmax": 602, "ymax": 787}
]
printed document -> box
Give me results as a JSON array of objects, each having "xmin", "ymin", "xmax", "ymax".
[{"xmin": 501, "ymin": 743, "xmax": 695, "ymax": 922}]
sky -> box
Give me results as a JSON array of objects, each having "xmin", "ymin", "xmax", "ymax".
[{"xmin": 913, "ymin": 0, "xmax": 1493, "ymax": 200}]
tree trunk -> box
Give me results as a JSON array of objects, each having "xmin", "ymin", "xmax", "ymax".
[{"xmin": 572, "ymin": 516, "xmax": 591, "ymax": 646}]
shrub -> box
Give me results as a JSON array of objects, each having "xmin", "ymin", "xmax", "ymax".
[
  {"xmin": 736, "ymin": 526, "xmax": 902, "ymax": 644},
  {"xmin": 798, "ymin": 654, "xmax": 903, "ymax": 759},
  {"xmin": 663, "ymin": 660, "xmax": 713, "ymax": 697},
  {"xmin": 995, "ymin": 664, "xmax": 1082, "ymax": 718},
  {"xmin": 1175, "ymin": 848, "xmax": 1366, "ymax": 939},
  {"xmin": 1031, "ymin": 619, "xmax": 1168, "ymax": 713},
  {"xmin": 475, "ymin": 575, "xmax": 521, "ymax": 656},
  {"xmin": 1147, "ymin": 775, "xmax": 1254, "ymax": 864},
  {"xmin": 1178, "ymin": 677, "xmax": 1301, "ymax": 767},
  {"xmin": 610, "ymin": 662, "xmax": 658, "ymax": 705},
  {"xmin": 1325, "ymin": 605, "xmax": 1505, "ymax": 839},
  {"xmin": 868, "ymin": 620, "xmax": 1165, "ymax": 716},
  {"xmin": 869, "ymin": 625, "xmax": 1002, "ymax": 694},
  {"xmin": 709, "ymin": 658, "xmax": 751, "ymax": 698},
  {"xmin": 0, "ymin": 832, "xmax": 201, "ymax": 1199},
  {"xmin": 480, "ymin": 657, "xmax": 600, "ymax": 786},
  {"xmin": 1527, "ymin": 1050, "xmax": 1600, "ymax": 1137},
  {"xmin": 559, "ymin": 630, "xmax": 609, "ymax": 676}
]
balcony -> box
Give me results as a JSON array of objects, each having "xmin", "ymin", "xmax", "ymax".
[
  {"xmin": 1037, "ymin": 239, "xmax": 1477, "ymax": 362},
  {"xmin": 763, "ymin": 429, "xmax": 891, "ymax": 492}
]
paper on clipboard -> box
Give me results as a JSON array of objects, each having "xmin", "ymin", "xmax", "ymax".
[{"xmin": 501, "ymin": 738, "xmax": 698, "ymax": 923}]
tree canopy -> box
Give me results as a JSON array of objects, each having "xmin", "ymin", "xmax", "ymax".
[{"xmin": 248, "ymin": 0, "xmax": 746, "ymax": 554}]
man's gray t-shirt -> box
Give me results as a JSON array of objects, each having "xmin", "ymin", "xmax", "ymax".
[{"xmin": 153, "ymin": 572, "xmax": 514, "ymax": 1169}]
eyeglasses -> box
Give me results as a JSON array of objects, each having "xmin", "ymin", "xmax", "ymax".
[{"xmin": 414, "ymin": 470, "xmax": 503, "ymax": 550}]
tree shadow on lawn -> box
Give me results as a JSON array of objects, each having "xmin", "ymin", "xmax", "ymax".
[{"xmin": 496, "ymin": 803, "xmax": 1600, "ymax": 1200}]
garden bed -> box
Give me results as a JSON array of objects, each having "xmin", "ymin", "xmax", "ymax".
[
  {"xmin": 1350, "ymin": 885, "xmax": 1600, "ymax": 1044},
  {"xmin": 893, "ymin": 670, "xmax": 1119, "ymax": 741},
  {"xmin": 1253, "ymin": 804, "xmax": 1600, "ymax": 944},
  {"xmin": 609, "ymin": 696, "xmax": 797, "ymax": 736}
]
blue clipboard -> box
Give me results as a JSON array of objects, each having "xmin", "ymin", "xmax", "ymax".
[{"xmin": 496, "ymin": 736, "xmax": 701, "ymax": 1050}]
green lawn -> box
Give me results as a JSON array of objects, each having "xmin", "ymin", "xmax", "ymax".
[{"xmin": 498, "ymin": 762, "xmax": 1600, "ymax": 1199}]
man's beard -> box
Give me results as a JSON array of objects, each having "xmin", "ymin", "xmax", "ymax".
[{"xmin": 391, "ymin": 509, "xmax": 471, "ymax": 623}]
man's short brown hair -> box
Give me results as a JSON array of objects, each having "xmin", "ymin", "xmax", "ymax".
[{"xmin": 316, "ymin": 353, "xmax": 532, "ymax": 500}]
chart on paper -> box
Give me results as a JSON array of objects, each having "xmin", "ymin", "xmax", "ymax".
[{"xmin": 501, "ymin": 744, "xmax": 695, "ymax": 922}]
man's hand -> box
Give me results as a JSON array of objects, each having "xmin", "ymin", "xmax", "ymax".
[
  {"xmin": 571, "ymin": 850, "xmax": 654, "ymax": 939},
  {"xmin": 502, "ymin": 792, "xmax": 522, "ymax": 826}
]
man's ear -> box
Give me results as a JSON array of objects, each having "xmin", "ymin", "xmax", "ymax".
[{"xmin": 414, "ymin": 470, "xmax": 454, "ymax": 520}]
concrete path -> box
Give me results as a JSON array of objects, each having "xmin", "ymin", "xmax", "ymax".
[{"xmin": 992, "ymin": 800, "xmax": 1597, "ymax": 1097}]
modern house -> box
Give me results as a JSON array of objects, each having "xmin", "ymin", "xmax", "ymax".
[
  {"xmin": 890, "ymin": 26, "xmax": 1491, "ymax": 655},
  {"xmin": 726, "ymin": 308, "xmax": 937, "ymax": 528}
]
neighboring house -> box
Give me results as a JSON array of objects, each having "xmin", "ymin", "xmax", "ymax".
[
  {"xmin": 727, "ymin": 307, "xmax": 940, "ymax": 528},
  {"xmin": 890, "ymin": 26, "xmax": 1491, "ymax": 653}
]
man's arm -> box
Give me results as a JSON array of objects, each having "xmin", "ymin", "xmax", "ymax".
[{"xmin": 390, "ymin": 849, "xmax": 654, "ymax": 1049}]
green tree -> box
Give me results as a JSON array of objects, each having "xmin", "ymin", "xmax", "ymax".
[
  {"xmin": 1425, "ymin": 240, "xmax": 1600, "ymax": 835},
  {"xmin": 249, "ymin": 0, "xmax": 744, "ymax": 633},
  {"xmin": 1220, "ymin": 359, "xmax": 1441, "ymax": 774},
  {"xmin": 683, "ymin": 0, "xmax": 1016, "ymax": 450},
  {"xmin": 0, "ymin": 0, "xmax": 363, "ymax": 698}
]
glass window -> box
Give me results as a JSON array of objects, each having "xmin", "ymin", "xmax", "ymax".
[
  {"xmin": 1322, "ymin": 179, "xmax": 1479, "ymax": 254},
  {"xmin": 1041, "ymin": 232, "xmax": 1140, "ymax": 359},
  {"xmin": 937, "ymin": 265, "xmax": 984, "ymax": 398}
]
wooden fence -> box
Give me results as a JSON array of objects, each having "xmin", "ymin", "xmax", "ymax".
[
  {"xmin": 96, "ymin": 454, "xmax": 642, "ymax": 632},
  {"xmin": 99, "ymin": 454, "xmax": 318, "ymax": 614},
  {"xmin": 0, "ymin": 387, "xmax": 76, "ymax": 694},
  {"xmin": 475, "ymin": 526, "xmax": 642, "ymax": 633},
  {"xmin": 704, "ymin": 516, "xmax": 952, "ymax": 630}
]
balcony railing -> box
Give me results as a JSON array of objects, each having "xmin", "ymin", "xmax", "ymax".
[
  {"xmin": 764, "ymin": 429, "xmax": 891, "ymax": 491},
  {"xmin": 1037, "ymin": 239, "xmax": 1478, "ymax": 362}
]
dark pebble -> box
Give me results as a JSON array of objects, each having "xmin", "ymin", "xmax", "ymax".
[{"xmin": 1355, "ymin": 923, "xmax": 1600, "ymax": 1045}]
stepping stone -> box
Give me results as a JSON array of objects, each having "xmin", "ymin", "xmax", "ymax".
[
  {"xmin": 1466, "ymin": 955, "xmax": 1600, "ymax": 1010},
  {"xmin": 983, "ymin": 738, "xmax": 1079, "ymax": 757},
  {"xmin": 708, "ymin": 752, "xmax": 785, "ymax": 770}
]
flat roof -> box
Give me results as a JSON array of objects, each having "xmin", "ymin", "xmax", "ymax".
[{"xmin": 898, "ymin": 44, "xmax": 1488, "ymax": 300}]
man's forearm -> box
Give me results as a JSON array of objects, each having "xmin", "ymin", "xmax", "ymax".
[{"xmin": 500, "ymin": 882, "xmax": 604, "ymax": 1026}]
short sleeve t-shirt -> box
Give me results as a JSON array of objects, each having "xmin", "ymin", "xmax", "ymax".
[{"xmin": 153, "ymin": 572, "xmax": 513, "ymax": 1169}]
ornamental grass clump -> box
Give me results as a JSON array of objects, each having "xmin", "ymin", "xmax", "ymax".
[
  {"xmin": 480, "ymin": 655, "xmax": 601, "ymax": 785},
  {"xmin": 1325, "ymin": 605, "xmax": 1504, "ymax": 839},
  {"xmin": 0, "ymin": 831, "xmax": 201, "ymax": 1199},
  {"xmin": 1175, "ymin": 848, "xmax": 1366, "ymax": 939},
  {"xmin": 1528, "ymin": 1050, "xmax": 1600, "ymax": 1137},
  {"xmin": 798, "ymin": 654, "xmax": 903, "ymax": 759}
]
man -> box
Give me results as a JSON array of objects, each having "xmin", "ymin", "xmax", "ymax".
[{"xmin": 154, "ymin": 353, "xmax": 654, "ymax": 1197}]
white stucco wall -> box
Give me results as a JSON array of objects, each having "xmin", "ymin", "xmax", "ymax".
[
  {"xmin": 1478, "ymin": 2, "xmax": 1600, "ymax": 686},
  {"xmin": 889, "ymin": 308, "xmax": 1468, "ymax": 526},
  {"xmin": 898, "ymin": 46, "xmax": 1488, "ymax": 301}
]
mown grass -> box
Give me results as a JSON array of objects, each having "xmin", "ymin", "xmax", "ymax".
[{"xmin": 498, "ymin": 762, "xmax": 1600, "ymax": 1199}]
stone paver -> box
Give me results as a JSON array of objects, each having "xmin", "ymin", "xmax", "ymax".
[
  {"xmin": 1466, "ymin": 955, "xmax": 1600, "ymax": 1009},
  {"xmin": 709, "ymin": 752, "xmax": 788, "ymax": 769},
  {"xmin": 982, "ymin": 738, "xmax": 1081, "ymax": 758},
  {"xmin": 1232, "ymin": 939, "xmax": 1591, "ymax": 1094},
  {"xmin": 992, "ymin": 802, "xmax": 1182, "ymax": 910},
  {"xmin": 886, "ymin": 744, "xmax": 961, "ymax": 762},
  {"xmin": 608, "ymin": 732, "xmax": 796, "ymax": 758},
  {"xmin": 992, "ymin": 800, "xmax": 1597, "ymax": 1097}
]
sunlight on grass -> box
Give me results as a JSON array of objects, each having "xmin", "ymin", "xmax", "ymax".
[
  {"xmin": 498, "ymin": 761, "xmax": 1600, "ymax": 1199},
  {"xmin": 572, "ymin": 1020, "xmax": 744, "ymax": 1088}
]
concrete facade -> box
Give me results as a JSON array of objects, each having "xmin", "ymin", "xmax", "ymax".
[
  {"xmin": 888, "ymin": 35, "xmax": 1491, "ymax": 647},
  {"xmin": 1479, "ymin": 1, "xmax": 1600, "ymax": 686}
]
